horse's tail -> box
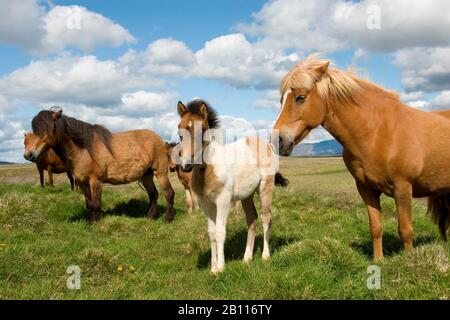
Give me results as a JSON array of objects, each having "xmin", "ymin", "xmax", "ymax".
[
  {"xmin": 275, "ymin": 172, "xmax": 289, "ymax": 187},
  {"xmin": 427, "ymin": 194, "xmax": 450, "ymax": 241}
]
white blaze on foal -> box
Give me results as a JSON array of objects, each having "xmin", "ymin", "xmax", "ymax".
[{"xmin": 176, "ymin": 99, "xmax": 288, "ymax": 274}]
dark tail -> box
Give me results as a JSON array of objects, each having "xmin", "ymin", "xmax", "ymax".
[
  {"xmin": 275, "ymin": 172, "xmax": 289, "ymax": 187},
  {"xmin": 427, "ymin": 194, "xmax": 450, "ymax": 241}
]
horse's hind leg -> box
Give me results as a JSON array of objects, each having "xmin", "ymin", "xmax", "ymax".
[
  {"xmin": 241, "ymin": 194, "xmax": 257, "ymax": 263},
  {"xmin": 155, "ymin": 172, "xmax": 175, "ymax": 222},
  {"xmin": 142, "ymin": 173, "xmax": 158, "ymax": 219},
  {"xmin": 356, "ymin": 182, "xmax": 383, "ymax": 261},
  {"xmin": 394, "ymin": 181, "xmax": 414, "ymax": 251},
  {"xmin": 259, "ymin": 176, "xmax": 274, "ymax": 260}
]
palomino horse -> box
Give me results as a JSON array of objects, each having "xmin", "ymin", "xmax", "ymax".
[
  {"xmin": 176, "ymin": 99, "xmax": 288, "ymax": 274},
  {"xmin": 26, "ymin": 109, "xmax": 175, "ymax": 223},
  {"xmin": 166, "ymin": 142, "xmax": 199, "ymax": 215},
  {"xmin": 273, "ymin": 54, "xmax": 450, "ymax": 261},
  {"xmin": 24, "ymin": 132, "xmax": 75, "ymax": 190}
]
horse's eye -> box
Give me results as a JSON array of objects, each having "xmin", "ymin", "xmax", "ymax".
[
  {"xmin": 296, "ymin": 95, "xmax": 306, "ymax": 104},
  {"xmin": 179, "ymin": 135, "xmax": 183, "ymax": 142}
]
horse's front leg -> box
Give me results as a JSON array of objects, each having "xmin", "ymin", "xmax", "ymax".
[
  {"xmin": 199, "ymin": 199, "xmax": 218, "ymax": 273},
  {"xmin": 38, "ymin": 167, "xmax": 44, "ymax": 187},
  {"xmin": 356, "ymin": 182, "xmax": 383, "ymax": 261},
  {"xmin": 67, "ymin": 171, "xmax": 75, "ymax": 191},
  {"xmin": 79, "ymin": 182, "xmax": 93, "ymax": 223},
  {"xmin": 191, "ymin": 189, "xmax": 199, "ymax": 210},
  {"xmin": 89, "ymin": 179, "xmax": 103, "ymax": 222},
  {"xmin": 215, "ymin": 194, "xmax": 231, "ymax": 273},
  {"xmin": 47, "ymin": 166, "xmax": 54, "ymax": 186},
  {"xmin": 208, "ymin": 214, "xmax": 218, "ymax": 274},
  {"xmin": 185, "ymin": 187, "xmax": 193, "ymax": 215},
  {"xmin": 393, "ymin": 181, "xmax": 414, "ymax": 251},
  {"xmin": 155, "ymin": 172, "xmax": 175, "ymax": 222}
]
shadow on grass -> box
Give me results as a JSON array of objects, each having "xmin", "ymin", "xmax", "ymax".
[
  {"xmin": 196, "ymin": 229, "xmax": 299, "ymax": 269},
  {"xmin": 69, "ymin": 198, "xmax": 182, "ymax": 222},
  {"xmin": 350, "ymin": 233, "xmax": 436, "ymax": 259}
]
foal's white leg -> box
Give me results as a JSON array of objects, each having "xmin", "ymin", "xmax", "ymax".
[
  {"xmin": 259, "ymin": 176, "xmax": 274, "ymax": 260},
  {"xmin": 215, "ymin": 193, "xmax": 232, "ymax": 273},
  {"xmin": 241, "ymin": 195, "xmax": 258, "ymax": 263},
  {"xmin": 199, "ymin": 198, "xmax": 218, "ymax": 273},
  {"xmin": 208, "ymin": 215, "xmax": 218, "ymax": 273}
]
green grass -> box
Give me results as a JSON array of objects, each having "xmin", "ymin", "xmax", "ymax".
[{"xmin": 0, "ymin": 158, "xmax": 448, "ymax": 300}]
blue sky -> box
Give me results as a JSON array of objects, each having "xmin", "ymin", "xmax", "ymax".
[{"xmin": 1, "ymin": 0, "xmax": 450, "ymax": 162}]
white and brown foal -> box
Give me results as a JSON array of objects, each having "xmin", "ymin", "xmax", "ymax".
[{"xmin": 176, "ymin": 99, "xmax": 287, "ymax": 274}]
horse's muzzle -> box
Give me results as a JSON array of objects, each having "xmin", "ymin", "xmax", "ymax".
[
  {"xmin": 181, "ymin": 163, "xmax": 193, "ymax": 172},
  {"xmin": 275, "ymin": 135, "xmax": 294, "ymax": 157},
  {"xmin": 24, "ymin": 152, "xmax": 36, "ymax": 162}
]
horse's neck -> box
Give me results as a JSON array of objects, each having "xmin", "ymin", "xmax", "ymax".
[
  {"xmin": 190, "ymin": 165, "xmax": 206, "ymax": 197},
  {"xmin": 53, "ymin": 138, "xmax": 80, "ymax": 168},
  {"xmin": 190, "ymin": 141, "xmax": 223, "ymax": 197},
  {"xmin": 322, "ymin": 92, "xmax": 386, "ymax": 157}
]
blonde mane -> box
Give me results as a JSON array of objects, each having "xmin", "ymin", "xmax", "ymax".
[{"xmin": 280, "ymin": 53, "xmax": 398, "ymax": 105}]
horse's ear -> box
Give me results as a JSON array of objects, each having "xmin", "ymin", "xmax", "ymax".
[
  {"xmin": 200, "ymin": 103, "xmax": 208, "ymax": 120},
  {"xmin": 52, "ymin": 110, "xmax": 62, "ymax": 121},
  {"xmin": 177, "ymin": 101, "xmax": 186, "ymax": 117},
  {"xmin": 313, "ymin": 61, "xmax": 329, "ymax": 78}
]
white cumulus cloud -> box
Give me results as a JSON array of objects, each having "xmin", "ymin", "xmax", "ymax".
[
  {"xmin": 121, "ymin": 91, "xmax": 179, "ymax": 116},
  {"xmin": 195, "ymin": 33, "xmax": 298, "ymax": 89},
  {"xmin": 0, "ymin": 1, "xmax": 134, "ymax": 53},
  {"xmin": 394, "ymin": 47, "xmax": 450, "ymax": 93}
]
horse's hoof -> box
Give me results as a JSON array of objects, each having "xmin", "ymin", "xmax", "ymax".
[
  {"xmin": 373, "ymin": 256, "xmax": 384, "ymax": 263},
  {"xmin": 211, "ymin": 267, "xmax": 223, "ymax": 275},
  {"xmin": 262, "ymin": 253, "xmax": 271, "ymax": 261},
  {"xmin": 214, "ymin": 265, "xmax": 225, "ymax": 274}
]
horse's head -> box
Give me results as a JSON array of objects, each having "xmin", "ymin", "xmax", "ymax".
[
  {"xmin": 23, "ymin": 132, "xmax": 41, "ymax": 162},
  {"xmin": 165, "ymin": 142, "xmax": 179, "ymax": 172},
  {"xmin": 272, "ymin": 55, "xmax": 330, "ymax": 156},
  {"xmin": 27, "ymin": 109, "xmax": 63, "ymax": 162},
  {"xmin": 176, "ymin": 99, "xmax": 219, "ymax": 172}
]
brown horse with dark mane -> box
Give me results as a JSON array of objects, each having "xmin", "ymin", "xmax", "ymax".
[
  {"xmin": 24, "ymin": 132, "xmax": 75, "ymax": 190},
  {"xmin": 273, "ymin": 54, "xmax": 450, "ymax": 261},
  {"xmin": 25, "ymin": 109, "xmax": 175, "ymax": 223}
]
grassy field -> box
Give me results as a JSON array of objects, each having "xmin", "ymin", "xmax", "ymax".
[{"xmin": 0, "ymin": 157, "xmax": 448, "ymax": 299}]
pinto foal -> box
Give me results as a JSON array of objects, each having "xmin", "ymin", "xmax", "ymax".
[{"xmin": 176, "ymin": 100, "xmax": 287, "ymax": 274}]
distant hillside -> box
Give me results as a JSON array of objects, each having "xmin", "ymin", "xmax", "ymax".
[
  {"xmin": 292, "ymin": 139, "xmax": 343, "ymax": 157},
  {"xmin": 0, "ymin": 161, "xmax": 15, "ymax": 165}
]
